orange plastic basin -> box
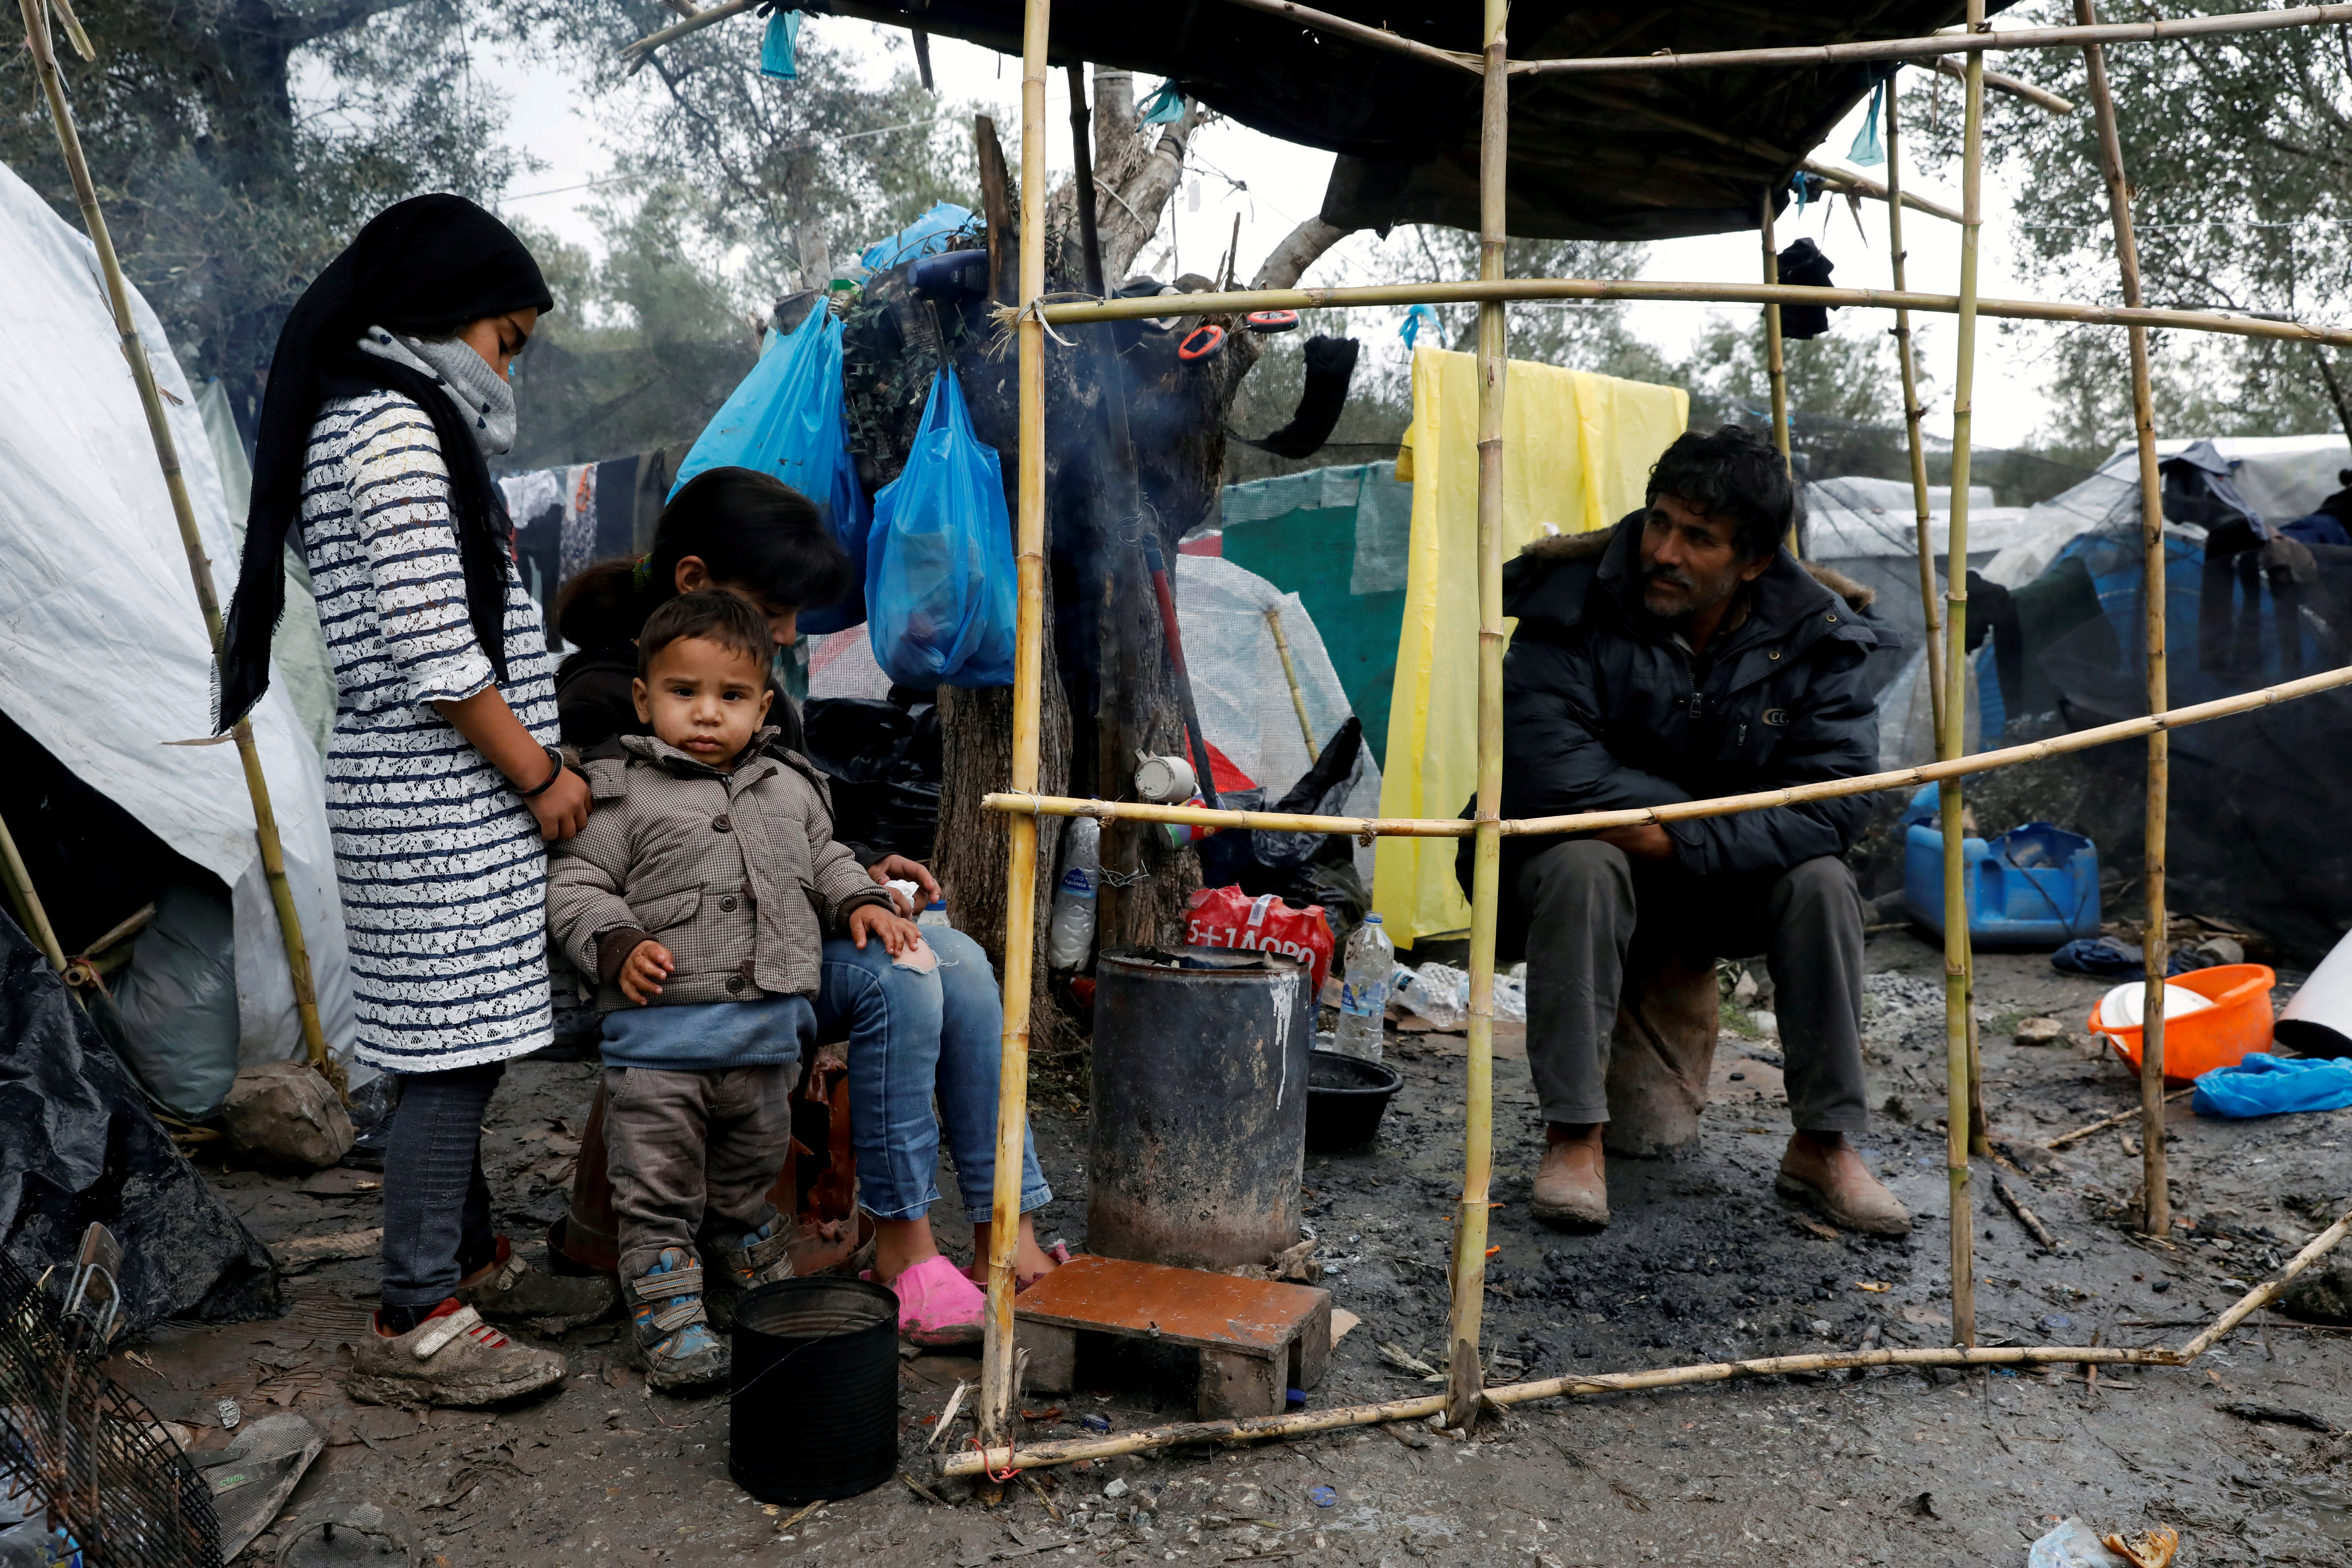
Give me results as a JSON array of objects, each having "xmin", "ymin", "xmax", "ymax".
[{"xmin": 2089, "ymin": 963, "xmax": 2276, "ymax": 1085}]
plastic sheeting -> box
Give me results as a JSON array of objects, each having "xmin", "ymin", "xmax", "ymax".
[
  {"xmin": 0, "ymin": 911, "xmax": 276, "ymax": 1328},
  {"xmin": 0, "ymin": 158, "xmax": 356, "ymax": 1079},
  {"xmin": 1173, "ymin": 555, "xmax": 1381, "ymax": 884},
  {"xmin": 1374, "ymin": 348, "xmax": 1687, "ymax": 946}
]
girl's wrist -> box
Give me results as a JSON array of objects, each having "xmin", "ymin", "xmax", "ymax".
[{"xmin": 517, "ymin": 744, "xmax": 565, "ymax": 798}]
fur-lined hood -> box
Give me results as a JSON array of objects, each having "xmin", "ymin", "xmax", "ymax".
[{"xmin": 1504, "ymin": 511, "xmax": 1899, "ymax": 660}]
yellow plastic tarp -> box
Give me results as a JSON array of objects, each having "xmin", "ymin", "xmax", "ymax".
[{"xmin": 1373, "ymin": 348, "xmax": 1688, "ymax": 947}]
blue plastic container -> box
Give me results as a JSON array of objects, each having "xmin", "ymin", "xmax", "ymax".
[{"xmin": 1901, "ymin": 787, "xmax": 2101, "ymax": 948}]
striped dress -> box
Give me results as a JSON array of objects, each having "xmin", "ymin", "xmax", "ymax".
[{"xmin": 303, "ymin": 390, "xmax": 561, "ymax": 1072}]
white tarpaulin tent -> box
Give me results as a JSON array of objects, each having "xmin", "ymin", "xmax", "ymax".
[{"xmin": 0, "ymin": 160, "xmax": 356, "ymax": 1076}]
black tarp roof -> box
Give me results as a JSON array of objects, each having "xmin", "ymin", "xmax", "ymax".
[{"xmin": 821, "ymin": 1, "xmax": 2001, "ymax": 240}]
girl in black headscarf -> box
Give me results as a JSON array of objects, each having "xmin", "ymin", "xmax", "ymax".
[{"xmin": 222, "ymin": 195, "xmax": 609, "ymax": 1408}]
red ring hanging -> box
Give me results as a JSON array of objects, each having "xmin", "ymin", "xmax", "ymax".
[{"xmin": 1177, "ymin": 324, "xmax": 1226, "ymax": 362}]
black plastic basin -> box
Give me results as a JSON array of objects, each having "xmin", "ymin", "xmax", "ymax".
[{"xmin": 1306, "ymin": 1052, "xmax": 1403, "ymax": 1150}]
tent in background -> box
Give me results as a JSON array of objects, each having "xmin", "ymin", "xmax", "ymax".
[
  {"xmin": 0, "ymin": 159, "xmax": 357, "ymax": 1091},
  {"xmin": 1213, "ymin": 460, "xmax": 1411, "ymax": 762}
]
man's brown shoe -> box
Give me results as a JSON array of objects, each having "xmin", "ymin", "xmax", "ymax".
[
  {"xmin": 1530, "ymin": 1133, "xmax": 1609, "ymax": 1232},
  {"xmin": 1775, "ymin": 1136, "xmax": 1911, "ymax": 1238}
]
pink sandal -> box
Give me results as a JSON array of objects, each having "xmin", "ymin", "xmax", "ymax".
[{"xmin": 868, "ymin": 1255, "xmax": 985, "ymax": 1348}]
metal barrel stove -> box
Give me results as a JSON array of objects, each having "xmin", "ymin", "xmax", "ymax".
[{"xmin": 1087, "ymin": 946, "xmax": 1312, "ymax": 1272}]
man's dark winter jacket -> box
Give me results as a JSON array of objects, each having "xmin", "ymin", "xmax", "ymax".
[{"xmin": 1462, "ymin": 512, "xmax": 1896, "ymax": 953}]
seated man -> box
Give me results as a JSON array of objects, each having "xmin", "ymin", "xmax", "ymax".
[{"xmin": 1475, "ymin": 425, "xmax": 1910, "ymax": 1237}]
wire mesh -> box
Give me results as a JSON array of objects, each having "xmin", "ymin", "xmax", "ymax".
[{"xmin": 0, "ymin": 1251, "xmax": 219, "ymax": 1568}]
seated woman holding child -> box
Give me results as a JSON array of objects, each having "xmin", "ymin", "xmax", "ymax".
[{"xmin": 547, "ymin": 468, "xmax": 1059, "ymax": 1386}]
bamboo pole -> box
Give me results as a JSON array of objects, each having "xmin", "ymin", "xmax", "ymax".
[
  {"xmin": 1222, "ymin": 0, "xmax": 1482, "ymax": 74},
  {"xmin": 1923, "ymin": 53, "xmax": 2078, "ymax": 115},
  {"xmin": 1032, "ymin": 279, "xmax": 2352, "ymax": 349},
  {"xmin": 1263, "ymin": 608, "xmax": 1318, "ymax": 756},
  {"xmin": 2177, "ymin": 1204, "xmax": 2352, "ymax": 1361},
  {"xmin": 1884, "ymin": 76, "xmax": 1946, "ymax": 743},
  {"xmin": 984, "ymin": 652, "xmax": 2352, "ymax": 839},
  {"xmin": 19, "ymin": 0, "xmax": 338, "ymax": 1092},
  {"xmin": 942, "ymin": 1346, "xmax": 2175, "ymax": 1477},
  {"xmin": 0, "ymin": 809, "xmax": 66, "ymax": 972},
  {"xmin": 1799, "ymin": 159, "xmax": 1965, "ymax": 227},
  {"xmin": 2045, "ymin": 1087, "xmax": 2193, "ymax": 1149},
  {"xmin": 2075, "ymin": 0, "xmax": 2173, "ymax": 1241},
  {"xmin": 1937, "ymin": 4, "xmax": 1989, "ymax": 1349},
  {"xmin": 1762, "ymin": 192, "xmax": 1792, "ymax": 488},
  {"xmin": 1508, "ymin": 4, "xmax": 2352, "ymax": 77},
  {"xmin": 940, "ymin": 1208, "xmax": 2352, "ymax": 1478},
  {"xmin": 1443, "ymin": 0, "xmax": 1509, "ymax": 1433},
  {"xmin": 977, "ymin": 0, "xmax": 1052, "ymax": 1451}
]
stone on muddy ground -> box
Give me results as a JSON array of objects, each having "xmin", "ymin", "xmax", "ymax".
[
  {"xmin": 2015, "ymin": 1015, "xmax": 2070, "ymax": 1046},
  {"xmin": 2281, "ymin": 1259, "xmax": 2352, "ymax": 1325},
  {"xmin": 221, "ymin": 1061, "xmax": 355, "ymax": 1169}
]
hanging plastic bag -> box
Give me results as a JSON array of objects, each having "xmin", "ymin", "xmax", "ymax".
[
  {"xmin": 864, "ymin": 367, "xmax": 1016, "ymax": 687},
  {"xmin": 759, "ymin": 8, "xmax": 800, "ymax": 79},
  {"xmin": 674, "ymin": 306, "xmax": 872, "ymax": 633}
]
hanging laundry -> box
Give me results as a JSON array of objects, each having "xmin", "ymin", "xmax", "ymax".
[
  {"xmin": 759, "ymin": 6, "xmax": 800, "ymax": 79},
  {"xmin": 1847, "ymin": 78, "xmax": 1887, "ymax": 166},
  {"xmin": 1141, "ymin": 78, "xmax": 1187, "ymax": 125},
  {"xmin": 1775, "ymin": 238, "xmax": 1837, "ymax": 339}
]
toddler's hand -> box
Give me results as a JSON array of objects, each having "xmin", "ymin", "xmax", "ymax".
[
  {"xmin": 848, "ymin": 903, "xmax": 922, "ymax": 956},
  {"xmin": 620, "ymin": 939, "xmax": 674, "ymax": 1004}
]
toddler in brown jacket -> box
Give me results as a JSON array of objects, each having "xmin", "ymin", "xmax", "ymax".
[{"xmin": 547, "ymin": 592, "xmax": 918, "ymax": 1389}]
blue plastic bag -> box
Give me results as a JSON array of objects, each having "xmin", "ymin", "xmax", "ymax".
[
  {"xmin": 759, "ymin": 8, "xmax": 800, "ymax": 79},
  {"xmin": 864, "ymin": 368, "xmax": 1015, "ymax": 688},
  {"xmin": 673, "ymin": 306, "xmax": 871, "ymax": 634},
  {"xmin": 858, "ymin": 202, "xmax": 982, "ymax": 274},
  {"xmin": 2193, "ymin": 1052, "xmax": 2352, "ymax": 1118}
]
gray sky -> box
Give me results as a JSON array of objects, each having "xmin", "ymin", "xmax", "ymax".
[{"xmin": 477, "ymin": 15, "xmax": 2064, "ymax": 449}]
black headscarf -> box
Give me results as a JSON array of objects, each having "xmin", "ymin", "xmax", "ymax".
[{"xmin": 216, "ymin": 195, "xmax": 554, "ymax": 730}]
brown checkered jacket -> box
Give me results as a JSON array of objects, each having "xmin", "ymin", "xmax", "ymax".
[{"xmin": 547, "ymin": 727, "xmax": 892, "ymax": 1014}]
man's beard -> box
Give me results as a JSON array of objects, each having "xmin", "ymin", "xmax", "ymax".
[{"xmin": 1641, "ymin": 563, "xmax": 1740, "ymax": 622}]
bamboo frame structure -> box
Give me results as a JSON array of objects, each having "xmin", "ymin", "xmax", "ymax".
[
  {"xmin": 2075, "ymin": 0, "xmax": 2174, "ymax": 1239},
  {"xmin": 985, "ymin": 655, "xmax": 2352, "ymax": 837},
  {"xmin": 1762, "ymin": 195, "xmax": 1792, "ymax": 484},
  {"xmin": 975, "ymin": 0, "xmax": 1054, "ymax": 1453},
  {"xmin": 1884, "ymin": 76, "xmax": 1946, "ymax": 742},
  {"xmin": 940, "ymin": 1201, "xmax": 2352, "ymax": 1477},
  {"xmin": 18, "ymin": 0, "xmax": 338, "ymax": 1091},
  {"xmin": 938, "ymin": 0, "xmax": 2352, "ymax": 1466},
  {"xmin": 1033, "ymin": 279, "xmax": 2352, "ymax": 347},
  {"xmin": 1932, "ymin": 9, "xmax": 1987, "ymax": 1348},
  {"xmin": 1510, "ymin": 3, "xmax": 2352, "ymax": 76},
  {"xmin": 0, "ymin": 810, "xmax": 66, "ymax": 973},
  {"xmin": 1440, "ymin": 0, "xmax": 1508, "ymax": 1432}
]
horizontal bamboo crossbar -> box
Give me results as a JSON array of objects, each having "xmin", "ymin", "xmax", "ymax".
[
  {"xmin": 1510, "ymin": 4, "xmax": 2352, "ymax": 77},
  {"xmin": 940, "ymin": 1346, "xmax": 2175, "ymax": 1476},
  {"xmin": 987, "ymin": 659, "xmax": 2352, "ymax": 839},
  {"xmin": 1032, "ymin": 278, "xmax": 2352, "ymax": 348},
  {"xmin": 939, "ymin": 1200, "xmax": 2352, "ymax": 1478}
]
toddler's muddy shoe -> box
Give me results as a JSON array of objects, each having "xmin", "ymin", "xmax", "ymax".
[
  {"xmin": 456, "ymin": 1236, "xmax": 617, "ymax": 1333},
  {"xmin": 875, "ymin": 1254, "xmax": 984, "ymax": 1349},
  {"xmin": 626, "ymin": 1248, "xmax": 729, "ymax": 1391},
  {"xmin": 706, "ymin": 1219, "xmax": 793, "ymax": 1332},
  {"xmin": 348, "ymin": 1298, "xmax": 566, "ymax": 1408}
]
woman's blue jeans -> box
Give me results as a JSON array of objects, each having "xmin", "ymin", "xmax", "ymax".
[{"xmin": 817, "ymin": 925, "xmax": 1051, "ymax": 1225}]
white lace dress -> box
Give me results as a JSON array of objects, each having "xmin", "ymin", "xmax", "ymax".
[{"xmin": 302, "ymin": 388, "xmax": 560, "ymax": 1071}]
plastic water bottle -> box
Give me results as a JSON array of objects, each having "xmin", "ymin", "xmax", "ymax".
[
  {"xmin": 1045, "ymin": 817, "xmax": 1100, "ymax": 970},
  {"xmin": 918, "ymin": 899, "xmax": 952, "ymax": 930},
  {"xmin": 1331, "ymin": 913, "xmax": 1395, "ymax": 1061}
]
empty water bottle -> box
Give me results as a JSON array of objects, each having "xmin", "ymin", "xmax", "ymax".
[
  {"xmin": 1331, "ymin": 913, "xmax": 1394, "ymax": 1061},
  {"xmin": 1045, "ymin": 817, "xmax": 1101, "ymax": 971}
]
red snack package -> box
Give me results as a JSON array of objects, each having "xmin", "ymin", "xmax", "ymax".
[{"xmin": 1183, "ymin": 886, "xmax": 1336, "ymax": 995}]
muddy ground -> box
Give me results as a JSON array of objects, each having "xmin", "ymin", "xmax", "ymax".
[{"xmin": 118, "ymin": 926, "xmax": 2352, "ymax": 1567}]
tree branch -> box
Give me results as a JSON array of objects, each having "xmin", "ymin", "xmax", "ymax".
[
  {"xmin": 280, "ymin": 0, "xmax": 437, "ymax": 48},
  {"xmin": 1252, "ymin": 217, "xmax": 1352, "ymax": 291}
]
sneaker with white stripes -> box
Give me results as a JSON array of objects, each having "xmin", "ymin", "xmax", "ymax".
[{"xmin": 347, "ymin": 1298, "xmax": 567, "ymax": 1408}]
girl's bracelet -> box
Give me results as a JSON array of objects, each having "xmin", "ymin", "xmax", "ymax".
[{"xmin": 518, "ymin": 745, "xmax": 566, "ymax": 799}]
